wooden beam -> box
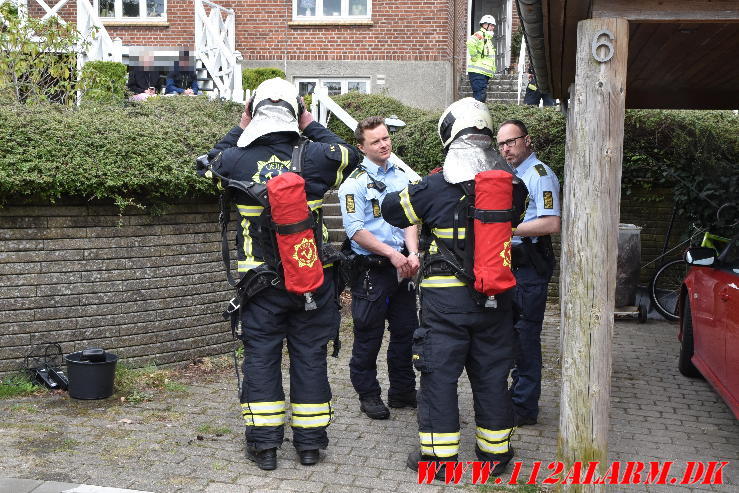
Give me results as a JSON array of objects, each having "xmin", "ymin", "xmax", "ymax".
[
  {"xmin": 558, "ymin": 17, "xmax": 628, "ymax": 492},
  {"xmin": 592, "ymin": 0, "xmax": 739, "ymax": 22}
]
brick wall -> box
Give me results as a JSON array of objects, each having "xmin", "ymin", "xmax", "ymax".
[{"xmin": 0, "ymin": 201, "xmax": 236, "ymax": 377}]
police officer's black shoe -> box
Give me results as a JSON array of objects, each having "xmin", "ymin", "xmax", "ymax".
[
  {"xmin": 246, "ymin": 445, "xmax": 277, "ymax": 470},
  {"xmin": 359, "ymin": 394, "xmax": 390, "ymax": 419},
  {"xmin": 297, "ymin": 449, "xmax": 320, "ymax": 466},
  {"xmin": 388, "ymin": 390, "xmax": 417, "ymax": 409},
  {"xmin": 406, "ymin": 450, "xmax": 457, "ymax": 482}
]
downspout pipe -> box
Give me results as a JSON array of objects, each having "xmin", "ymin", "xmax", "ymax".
[{"xmin": 516, "ymin": 0, "xmax": 551, "ymax": 95}]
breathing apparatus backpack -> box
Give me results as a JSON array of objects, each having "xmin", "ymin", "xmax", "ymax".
[{"xmin": 425, "ymin": 169, "xmax": 517, "ymax": 308}]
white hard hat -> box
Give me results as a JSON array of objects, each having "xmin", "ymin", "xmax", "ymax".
[
  {"xmin": 437, "ymin": 97, "xmax": 494, "ymax": 151},
  {"xmin": 250, "ymin": 77, "xmax": 301, "ymax": 118},
  {"xmin": 236, "ymin": 77, "xmax": 301, "ymax": 148},
  {"xmin": 479, "ymin": 15, "xmax": 496, "ymax": 26}
]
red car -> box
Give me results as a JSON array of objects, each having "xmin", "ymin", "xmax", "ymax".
[{"xmin": 678, "ymin": 235, "xmax": 739, "ymax": 419}]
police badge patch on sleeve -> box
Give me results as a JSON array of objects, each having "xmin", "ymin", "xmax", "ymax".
[
  {"xmin": 543, "ymin": 191, "xmax": 554, "ymax": 209},
  {"xmin": 346, "ymin": 194, "xmax": 355, "ymax": 213}
]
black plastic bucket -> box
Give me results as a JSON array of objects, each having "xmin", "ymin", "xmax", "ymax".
[{"xmin": 65, "ymin": 349, "xmax": 118, "ymax": 400}]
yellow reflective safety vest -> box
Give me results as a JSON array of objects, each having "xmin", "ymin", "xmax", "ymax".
[{"xmin": 467, "ymin": 28, "xmax": 496, "ymax": 77}]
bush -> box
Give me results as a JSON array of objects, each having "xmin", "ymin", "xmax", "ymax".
[
  {"xmin": 0, "ymin": 97, "xmax": 242, "ymax": 209},
  {"xmin": 81, "ymin": 61, "xmax": 128, "ymax": 103},
  {"xmin": 242, "ymin": 67, "xmax": 286, "ymax": 91}
]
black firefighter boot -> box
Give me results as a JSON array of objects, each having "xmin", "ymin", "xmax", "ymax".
[
  {"xmin": 246, "ymin": 444, "xmax": 277, "ymax": 470},
  {"xmin": 359, "ymin": 393, "xmax": 390, "ymax": 419},
  {"xmin": 406, "ymin": 450, "xmax": 457, "ymax": 482}
]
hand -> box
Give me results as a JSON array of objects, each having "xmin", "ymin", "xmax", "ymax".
[
  {"xmin": 406, "ymin": 254, "xmax": 420, "ymax": 278},
  {"xmin": 145, "ymin": 88, "xmax": 155, "ymax": 95},
  {"xmin": 239, "ymin": 102, "xmax": 252, "ymax": 129},
  {"xmin": 298, "ymin": 101, "xmax": 314, "ymax": 130},
  {"xmin": 389, "ymin": 250, "xmax": 411, "ymax": 279},
  {"xmin": 184, "ymin": 88, "xmax": 194, "ymax": 96}
]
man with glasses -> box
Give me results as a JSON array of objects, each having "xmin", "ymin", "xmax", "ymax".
[{"xmin": 496, "ymin": 119, "xmax": 560, "ymax": 427}]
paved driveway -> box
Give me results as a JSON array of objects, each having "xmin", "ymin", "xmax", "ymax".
[{"xmin": 0, "ymin": 311, "xmax": 736, "ymax": 492}]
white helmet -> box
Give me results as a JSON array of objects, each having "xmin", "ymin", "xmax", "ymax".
[
  {"xmin": 237, "ymin": 78, "xmax": 302, "ymax": 148},
  {"xmin": 438, "ymin": 97, "xmax": 494, "ymax": 150},
  {"xmin": 479, "ymin": 14, "xmax": 496, "ymax": 26}
]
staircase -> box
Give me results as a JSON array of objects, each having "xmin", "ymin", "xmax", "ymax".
[
  {"xmin": 323, "ymin": 191, "xmax": 346, "ymax": 244},
  {"xmin": 458, "ymin": 73, "xmax": 523, "ymax": 104}
]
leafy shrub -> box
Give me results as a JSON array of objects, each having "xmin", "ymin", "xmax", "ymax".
[
  {"xmin": 242, "ymin": 67, "xmax": 286, "ymax": 91},
  {"xmin": 0, "ymin": 97, "xmax": 242, "ymax": 209},
  {"xmin": 81, "ymin": 61, "xmax": 128, "ymax": 103}
]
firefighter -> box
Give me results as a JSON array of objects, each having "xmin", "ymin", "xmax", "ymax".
[
  {"xmin": 467, "ymin": 15, "xmax": 497, "ymax": 103},
  {"xmin": 381, "ymin": 98, "xmax": 524, "ymax": 478},
  {"xmin": 338, "ymin": 116, "xmax": 419, "ymax": 420},
  {"xmin": 205, "ymin": 78, "xmax": 362, "ymax": 470}
]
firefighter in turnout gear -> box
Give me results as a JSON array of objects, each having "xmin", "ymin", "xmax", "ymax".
[
  {"xmin": 467, "ymin": 15, "xmax": 497, "ymax": 103},
  {"xmin": 381, "ymin": 98, "xmax": 525, "ymax": 478},
  {"xmin": 204, "ymin": 78, "xmax": 362, "ymax": 470}
]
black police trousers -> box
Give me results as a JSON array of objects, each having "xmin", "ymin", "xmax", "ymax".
[
  {"xmin": 413, "ymin": 281, "xmax": 515, "ymax": 463},
  {"xmin": 239, "ymin": 277, "xmax": 338, "ymax": 452},
  {"xmin": 349, "ymin": 264, "xmax": 418, "ymax": 399}
]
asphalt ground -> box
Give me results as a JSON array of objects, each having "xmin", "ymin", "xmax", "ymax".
[{"xmin": 0, "ymin": 308, "xmax": 737, "ymax": 493}]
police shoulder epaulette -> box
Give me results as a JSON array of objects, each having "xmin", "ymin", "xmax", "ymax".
[
  {"xmin": 534, "ymin": 163, "xmax": 548, "ymax": 177},
  {"xmin": 348, "ymin": 168, "xmax": 366, "ymax": 180}
]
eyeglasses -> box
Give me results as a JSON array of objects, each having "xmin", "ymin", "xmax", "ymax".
[{"xmin": 496, "ymin": 135, "xmax": 526, "ymax": 150}]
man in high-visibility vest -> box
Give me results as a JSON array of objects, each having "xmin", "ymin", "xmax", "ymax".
[{"xmin": 467, "ymin": 15, "xmax": 497, "ymax": 103}]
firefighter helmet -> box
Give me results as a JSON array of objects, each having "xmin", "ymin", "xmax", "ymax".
[
  {"xmin": 237, "ymin": 78, "xmax": 302, "ymax": 147},
  {"xmin": 479, "ymin": 15, "xmax": 496, "ymax": 26},
  {"xmin": 438, "ymin": 97, "xmax": 494, "ymax": 150}
]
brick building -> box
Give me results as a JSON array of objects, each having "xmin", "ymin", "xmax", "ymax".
[{"xmin": 21, "ymin": 0, "xmax": 521, "ymax": 109}]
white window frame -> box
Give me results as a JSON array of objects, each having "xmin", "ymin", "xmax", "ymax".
[
  {"xmin": 292, "ymin": 0, "xmax": 371, "ymax": 21},
  {"xmin": 295, "ymin": 77, "xmax": 371, "ymax": 97},
  {"xmin": 95, "ymin": 0, "xmax": 168, "ymax": 22}
]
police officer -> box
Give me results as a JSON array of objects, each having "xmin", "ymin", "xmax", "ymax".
[
  {"xmin": 467, "ymin": 15, "xmax": 497, "ymax": 103},
  {"xmin": 338, "ymin": 116, "xmax": 419, "ymax": 420},
  {"xmin": 496, "ymin": 119, "xmax": 560, "ymax": 426},
  {"xmin": 205, "ymin": 78, "xmax": 362, "ymax": 470},
  {"xmin": 381, "ymin": 98, "xmax": 523, "ymax": 478}
]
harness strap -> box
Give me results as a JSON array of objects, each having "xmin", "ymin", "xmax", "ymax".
[
  {"xmin": 473, "ymin": 208, "xmax": 514, "ymax": 223},
  {"xmin": 275, "ymin": 216, "xmax": 314, "ymax": 235}
]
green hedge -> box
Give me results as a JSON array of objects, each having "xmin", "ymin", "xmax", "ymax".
[
  {"xmin": 0, "ymin": 93, "xmax": 736, "ymax": 222},
  {"xmin": 242, "ymin": 68, "xmax": 286, "ymax": 91},
  {"xmin": 81, "ymin": 61, "xmax": 128, "ymax": 103},
  {"xmin": 0, "ymin": 97, "xmax": 241, "ymax": 209}
]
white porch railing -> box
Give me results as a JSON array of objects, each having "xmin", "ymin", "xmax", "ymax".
[
  {"xmin": 310, "ymin": 86, "xmax": 421, "ymax": 182},
  {"xmin": 516, "ymin": 37, "xmax": 527, "ymax": 105},
  {"xmin": 194, "ymin": 0, "xmax": 243, "ymax": 103}
]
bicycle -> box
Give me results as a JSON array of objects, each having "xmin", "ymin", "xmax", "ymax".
[{"xmin": 648, "ymin": 203, "xmax": 736, "ymax": 321}]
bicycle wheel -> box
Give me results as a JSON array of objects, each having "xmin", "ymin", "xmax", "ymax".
[{"xmin": 649, "ymin": 259, "xmax": 688, "ymax": 321}]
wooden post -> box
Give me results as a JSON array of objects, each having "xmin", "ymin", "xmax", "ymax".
[{"xmin": 558, "ymin": 17, "xmax": 628, "ymax": 492}]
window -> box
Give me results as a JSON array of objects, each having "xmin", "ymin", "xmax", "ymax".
[
  {"xmin": 296, "ymin": 78, "xmax": 370, "ymax": 97},
  {"xmin": 96, "ymin": 0, "xmax": 166, "ymax": 21},
  {"xmin": 294, "ymin": 0, "xmax": 370, "ymax": 20}
]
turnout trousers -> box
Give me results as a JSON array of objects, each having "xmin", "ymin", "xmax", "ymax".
[
  {"xmin": 510, "ymin": 263, "xmax": 553, "ymax": 420},
  {"xmin": 349, "ymin": 264, "xmax": 417, "ymax": 399},
  {"xmin": 413, "ymin": 281, "xmax": 515, "ymax": 463},
  {"xmin": 239, "ymin": 278, "xmax": 338, "ymax": 452}
]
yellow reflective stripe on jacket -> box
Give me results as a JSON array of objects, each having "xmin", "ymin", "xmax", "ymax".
[
  {"xmin": 419, "ymin": 431, "xmax": 460, "ymax": 458},
  {"xmin": 420, "ymin": 275, "xmax": 466, "ymax": 288},
  {"xmin": 333, "ymin": 145, "xmax": 350, "ymax": 187},
  {"xmin": 399, "ymin": 188, "xmax": 421, "ymax": 225},
  {"xmin": 237, "ymin": 217, "xmax": 264, "ymax": 272},
  {"xmin": 432, "ymin": 227, "xmax": 466, "ymax": 240},
  {"xmin": 237, "ymin": 204, "xmax": 264, "ymax": 217},
  {"xmin": 475, "ymin": 426, "xmax": 512, "ymax": 454},
  {"xmin": 308, "ymin": 199, "xmax": 323, "ymax": 211},
  {"xmin": 241, "ymin": 401, "xmax": 286, "ymax": 426},
  {"xmin": 291, "ymin": 402, "xmax": 333, "ymax": 428}
]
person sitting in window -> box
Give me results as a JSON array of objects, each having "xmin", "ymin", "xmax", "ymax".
[
  {"xmin": 127, "ymin": 50, "xmax": 162, "ymax": 101},
  {"xmin": 165, "ymin": 50, "xmax": 200, "ymax": 96}
]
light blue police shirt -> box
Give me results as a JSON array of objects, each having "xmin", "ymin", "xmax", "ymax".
[
  {"xmin": 338, "ymin": 156, "xmax": 410, "ymax": 255},
  {"xmin": 512, "ymin": 152, "xmax": 561, "ymax": 245}
]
